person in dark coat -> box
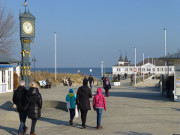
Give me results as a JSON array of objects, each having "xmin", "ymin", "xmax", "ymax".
[
  {"xmin": 166, "ymin": 77, "xmax": 171, "ymax": 98},
  {"xmin": 83, "ymin": 76, "xmax": 88, "ymax": 82},
  {"xmin": 103, "ymin": 77, "xmax": 111, "ymax": 97},
  {"xmin": 117, "ymin": 74, "xmax": 121, "ymax": 81},
  {"xmin": 13, "ymin": 80, "xmax": 28, "ymax": 135},
  {"xmin": 101, "ymin": 75, "xmax": 106, "ymax": 86},
  {"xmin": 124, "ymin": 73, "xmax": 127, "ymax": 80},
  {"xmin": 88, "ymin": 75, "xmax": 94, "ymax": 89},
  {"xmin": 76, "ymin": 79, "xmax": 92, "ymax": 129},
  {"xmin": 27, "ymin": 82, "xmax": 42, "ymax": 135}
]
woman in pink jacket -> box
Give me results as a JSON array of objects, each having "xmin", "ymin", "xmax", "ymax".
[{"xmin": 93, "ymin": 87, "xmax": 106, "ymax": 129}]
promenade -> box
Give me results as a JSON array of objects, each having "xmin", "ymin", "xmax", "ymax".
[{"xmin": 0, "ymin": 79, "xmax": 180, "ymax": 135}]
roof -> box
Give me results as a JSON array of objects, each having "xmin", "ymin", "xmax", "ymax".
[
  {"xmin": 159, "ymin": 52, "xmax": 180, "ymax": 60},
  {"xmin": 0, "ymin": 52, "xmax": 21, "ymax": 64},
  {"xmin": 19, "ymin": 10, "xmax": 36, "ymax": 19},
  {"xmin": 113, "ymin": 58, "xmax": 170, "ymax": 67},
  {"xmin": 137, "ymin": 58, "xmax": 165, "ymax": 66},
  {"xmin": 113, "ymin": 63, "xmax": 134, "ymax": 66},
  {"xmin": 118, "ymin": 55, "xmax": 123, "ymax": 61},
  {"xmin": 0, "ymin": 65, "xmax": 12, "ymax": 67},
  {"xmin": 124, "ymin": 56, "xmax": 128, "ymax": 62}
]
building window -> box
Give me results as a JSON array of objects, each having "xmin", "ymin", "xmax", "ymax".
[
  {"xmin": 125, "ymin": 68, "xmax": 128, "ymax": 71},
  {"xmin": 138, "ymin": 68, "xmax": 141, "ymax": 72},
  {"xmin": 117, "ymin": 68, "xmax": 121, "ymax": 72},
  {"xmin": 161, "ymin": 68, "xmax": 163, "ymax": 71},
  {"xmin": 169, "ymin": 68, "xmax": 172, "ymax": 71},
  {"xmin": 157, "ymin": 68, "xmax": 159, "ymax": 71},
  {"xmin": 2, "ymin": 70, "xmax": 6, "ymax": 83},
  {"xmin": 130, "ymin": 68, "xmax": 132, "ymax": 71},
  {"xmin": 153, "ymin": 68, "xmax": 155, "ymax": 71}
]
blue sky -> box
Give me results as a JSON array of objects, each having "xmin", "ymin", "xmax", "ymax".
[{"xmin": 2, "ymin": 0, "xmax": 180, "ymax": 68}]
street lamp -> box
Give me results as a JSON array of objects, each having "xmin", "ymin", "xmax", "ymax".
[
  {"xmin": 164, "ymin": 28, "xmax": 167, "ymax": 78},
  {"xmin": 32, "ymin": 56, "xmax": 36, "ymax": 81},
  {"xmin": 101, "ymin": 61, "xmax": 104, "ymax": 77}
]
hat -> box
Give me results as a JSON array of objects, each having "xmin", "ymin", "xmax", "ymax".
[{"xmin": 69, "ymin": 88, "xmax": 74, "ymax": 93}]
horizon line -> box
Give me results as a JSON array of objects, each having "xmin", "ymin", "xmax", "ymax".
[{"xmin": 33, "ymin": 67, "xmax": 112, "ymax": 69}]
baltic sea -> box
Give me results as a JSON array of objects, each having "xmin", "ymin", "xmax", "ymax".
[{"xmin": 31, "ymin": 67, "xmax": 112, "ymax": 79}]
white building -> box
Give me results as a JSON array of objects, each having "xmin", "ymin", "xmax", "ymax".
[
  {"xmin": 112, "ymin": 55, "xmax": 174, "ymax": 75},
  {"xmin": 0, "ymin": 52, "xmax": 20, "ymax": 93}
]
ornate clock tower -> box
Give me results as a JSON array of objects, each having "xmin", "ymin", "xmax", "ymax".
[{"xmin": 19, "ymin": 1, "xmax": 35, "ymax": 89}]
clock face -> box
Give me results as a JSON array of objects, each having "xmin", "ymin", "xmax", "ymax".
[{"xmin": 22, "ymin": 21, "xmax": 34, "ymax": 34}]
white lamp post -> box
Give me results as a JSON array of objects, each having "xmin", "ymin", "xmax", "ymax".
[
  {"xmin": 101, "ymin": 61, "xmax": 104, "ymax": 77},
  {"xmin": 143, "ymin": 52, "xmax": 144, "ymax": 80},
  {"xmin": 164, "ymin": 28, "xmax": 167, "ymax": 78},
  {"xmin": 134, "ymin": 46, "xmax": 136, "ymax": 85},
  {"xmin": 54, "ymin": 32, "xmax": 57, "ymax": 81}
]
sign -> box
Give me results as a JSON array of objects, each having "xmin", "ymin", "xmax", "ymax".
[{"xmin": 133, "ymin": 68, "xmax": 137, "ymax": 72}]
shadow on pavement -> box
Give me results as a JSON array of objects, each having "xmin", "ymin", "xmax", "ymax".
[
  {"xmin": 134, "ymin": 86, "xmax": 160, "ymax": 92},
  {"xmin": 171, "ymin": 108, "xmax": 180, "ymax": 111},
  {"xmin": 0, "ymin": 125, "xmax": 18, "ymax": 135},
  {"xmin": 0, "ymin": 101, "xmax": 16, "ymax": 111},
  {"xmin": 115, "ymin": 131, "xmax": 152, "ymax": 135},
  {"xmin": 109, "ymin": 91, "xmax": 169, "ymax": 102},
  {"xmin": 39, "ymin": 117, "xmax": 97, "ymax": 130},
  {"xmin": 40, "ymin": 117, "xmax": 69, "ymax": 126}
]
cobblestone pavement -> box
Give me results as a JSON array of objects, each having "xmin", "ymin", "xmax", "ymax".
[{"xmin": 0, "ymin": 80, "xmax": 180, "ymax": 135}]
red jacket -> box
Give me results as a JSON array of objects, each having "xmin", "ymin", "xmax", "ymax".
[{"xmin": 93, "ymin": 88, "xmax": 106, "ymax": 111}]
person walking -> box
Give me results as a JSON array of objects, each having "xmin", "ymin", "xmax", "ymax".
[
  {"xmin": 117, "ymin": 74, "xmax": 121, "ymax": 81},
  {"xmin": 124, "ymin": 73, "xmax": 127, "ymax": 80},
  {"xmin": 76, "ymin": 79, "xmax": 92, "ymax": 129},
  {"xmin": 88, "ymin": 75, "xmax": 94, "ymax": 89},
  {"xmin": 66, "ymin": 88, "xmax": 76, "ymax": 125},
  {"xmin": 13, "ymin": 80, "xmax": 28, "ymax": 135},
  {"xmin": 103, "ymin": 77, "xmax": 111, "ymax": 97},
  {"xmin": 26, "ymin": 82, "xmax": 42, "ymax": 135},
  {"xmin": 130, "ymin": 74, "xmax": 134, "ymax": 86},
  {"xmin": 93, "ymin": 88, "xmax": 106, "ymax": 129},
  {"xmin": 83, "ymin": 76, "xmax": 88, "ymax": 82}
]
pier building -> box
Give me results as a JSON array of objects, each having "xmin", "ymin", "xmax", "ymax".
[{"xmin": 112, "ymin": 55, "xmax": 174, "ymax": 75}]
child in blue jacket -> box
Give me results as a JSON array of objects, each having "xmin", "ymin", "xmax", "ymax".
[{"xmin": 66, "ymin": 88, "xmax": 76, "ymax": 125}]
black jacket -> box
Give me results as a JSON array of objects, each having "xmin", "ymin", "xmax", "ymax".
[
  {"xmin": 76, "ymin": 85, "xmax": 92, "ymax": 110},
  {"xmin": 103, "ymin": 80, "xmax": 111, "ymax": 90},
  {"xmin": 13, "ymin": 86, "xmax": 28, "ymax": 112},
  {"xmin": 88, "ymin": 77, "xmax": 94, "ymax": 83},
  {"xmin": 27, "ymin": 87, "xmax": 42, "ymax": 119}
]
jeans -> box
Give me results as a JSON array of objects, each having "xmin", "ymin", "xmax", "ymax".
[
  {"xmin": 18, "ymin": 112, "xmax": 27, "ymax": 134},
  {"xmin": 69, "ymin": 108, "xmax": 75, "ymax": 121},
  {"xmin": 30, "ymin": 119, "xmax": 37, "ymax": 134},
  {"xmin": 89, "ymin": 82, "xmax": 92, "ymax": 89},
  {"xmin": 96, "ymin": 108, "xmax": 103, "ymax": 127},
  {"xmin": 80, "ymin": 109, "xmax": 88, "ymax": 126}
]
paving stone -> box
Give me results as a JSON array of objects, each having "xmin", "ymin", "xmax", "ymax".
[{"xmin": 0, "ymin": 80, "xmax": 180, "ymax": 135}]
